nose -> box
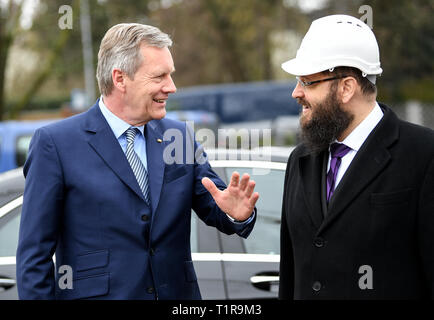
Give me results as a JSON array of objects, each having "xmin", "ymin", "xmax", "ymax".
[
  {"xmin": 163, "ymin": 75, "xmax": 177, "ymax": 94},
  {"xmin": 292, "ymin": 81, "xmax": 304, "ymax": 99}
]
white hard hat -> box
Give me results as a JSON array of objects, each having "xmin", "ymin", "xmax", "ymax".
[{"xmin": 282, "ymin": 14, "xmax": 382, "ymax": 81}]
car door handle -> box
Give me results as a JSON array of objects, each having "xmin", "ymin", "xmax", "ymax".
[
  {"xmin": 0, "ymin": 278, "xmax": 16, "ymax": 290},
  {"xmin": 250, "ymin": 275, "xmax": 280, "ymax": 284},
  {"xmin": 250, "ymin": 272, "xmax": 279, "ymax": 292}
]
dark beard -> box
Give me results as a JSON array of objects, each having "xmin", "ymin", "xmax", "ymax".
[{"xmin": 299, "ymin": 86, "xmax": 354, "ymax": 153}]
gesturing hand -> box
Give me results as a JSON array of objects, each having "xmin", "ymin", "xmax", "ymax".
[{"xmin": 202, "ymin": 172, "xmax": 259, "ymax": 222}]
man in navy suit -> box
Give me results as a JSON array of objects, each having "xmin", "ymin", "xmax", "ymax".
[{"xmin": 16, "ymin": 23, "xmax": 258, "ymax": 300}]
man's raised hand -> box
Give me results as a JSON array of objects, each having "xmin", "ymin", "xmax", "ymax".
[{"xmin": 201, "ymin": 172, "xmax": 259, "ymax": 222}]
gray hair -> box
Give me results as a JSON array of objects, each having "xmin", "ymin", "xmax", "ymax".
[{"xmin": 96, "ymin": 23, "xmax": 172, "ymax": 96}]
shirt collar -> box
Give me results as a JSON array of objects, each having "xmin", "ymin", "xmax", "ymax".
[
  {"xmin": 337, "ymin": 101, "xmax": 384, "ymax": 152},
  {"xmin": 98, "ymin": 96, "xmax": 145, "ymax": 138}
]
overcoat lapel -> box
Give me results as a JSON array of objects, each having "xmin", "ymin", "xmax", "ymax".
[
  {"xmin": 299, "ymin": 150, "xmax": 327, "ymax": 229},
  {"xmin": 318, "ymin": 105, "xmax": 399, "ymax": 234}
]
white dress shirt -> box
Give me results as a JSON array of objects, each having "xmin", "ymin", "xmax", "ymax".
[
  {"xmin": 327, "ymin": 102, "xmax": 384, "ymax": 189},
  {"xmin": 98, "ymin": 96, "xmax": 148, "ymax": 170}
]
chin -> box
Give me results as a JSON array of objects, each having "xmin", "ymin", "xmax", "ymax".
[
  {"xmin": 300, "ymin": 114, "xmax": 311, "ymax": 128},
  {"xmin": 152, "ymin": 110, "xmax": 166, "ymax": 120}
]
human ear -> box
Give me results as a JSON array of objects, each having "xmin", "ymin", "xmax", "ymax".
[
  {"xmin": 340, "ymin": 77, "xmax": 357, "ymax": 104},
  {"xmin": 112, "ymin": 68, "xmax": 126, "ymax": 92}
]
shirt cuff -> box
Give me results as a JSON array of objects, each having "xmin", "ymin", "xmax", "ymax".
[{"xmin": 226, "ymin": 210, "xmax": 255, "ymax": 224}]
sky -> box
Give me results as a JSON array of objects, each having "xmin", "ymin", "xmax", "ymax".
[
  {"xmin": 283, "ymin": 0, "xmax": 328, "ymax": 12},
  {"xmin": 0, "ymin": 0, "xmax": 40, "ymax": 29}
]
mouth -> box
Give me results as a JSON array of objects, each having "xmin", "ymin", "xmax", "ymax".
[
  {"xmin": 297, "ymin": 99, "xmax": 310, "ymax": 113},
  {"xmin": 153, "ymin": 98, "xmax": 166, "ymax": 104},
  {"xmin": 302, "ymin": 104, "xmax": 311, "ymax": 114}
]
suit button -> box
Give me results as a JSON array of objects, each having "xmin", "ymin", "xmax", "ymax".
[
  {"xmin": 141, "ymin": 214, "xmax": 149, "ymax": 222},
  {"xmin": 150, "ymin": 248, "xmax": 155, "ymax": 256},
  {"xmin": 314, "ymin": 237, "xmax": 325, "ymax": 248},
  {"xmin": 312, "ymin": 281, "xmax": 322, "ymax": 292},
  {"xmin": 147, "ymin": 287, "xmax": 154, "ymax": 294}
]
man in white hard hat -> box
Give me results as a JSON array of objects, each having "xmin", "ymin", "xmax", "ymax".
[{"xmin": 279, "ymin": 14, "xmax": 434, "ymax": 299}]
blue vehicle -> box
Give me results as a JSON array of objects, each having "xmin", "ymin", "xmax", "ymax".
[
  {"xmin": 165, "ymin": 110, "xmax": 219, "ymax": 133},
  {"xmin": 166, "ymin": 81, "xmax": 301, "ymax": 146},
  {"xmin": 0, "ymin": 119, "xmax": 59, "ymax": 173},
  {"xmin": 166, "ymin": 80, "xmax": 299, "ymax": 124}
]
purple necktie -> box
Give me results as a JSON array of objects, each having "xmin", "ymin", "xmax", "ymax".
[{"xmin": 326, "ymin": 143, "xmax": 352, "ymax": 202}]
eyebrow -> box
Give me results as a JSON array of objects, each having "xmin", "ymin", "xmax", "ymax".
[{"xmin": 153, "ymin": 68, "xmax": 176, "ymax": 77}]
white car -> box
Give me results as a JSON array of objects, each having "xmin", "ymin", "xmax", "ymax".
[{"xmin": 0, "ymin": 147, "xmax": 293, "ymax": 300}]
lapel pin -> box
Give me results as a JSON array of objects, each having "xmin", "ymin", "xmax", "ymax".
[{"xmin": 157, "ymin": 138, "xmax": 163, "ymax": 143}]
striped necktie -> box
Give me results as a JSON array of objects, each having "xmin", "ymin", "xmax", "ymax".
[{"xmin": 125, "ymin": 127, "xmax": 150, "ymax": 205}]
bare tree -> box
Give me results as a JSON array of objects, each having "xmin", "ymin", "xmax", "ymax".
[{"xmin": 0, "ymin": 1, "xmax": 23, "ymax": 120}]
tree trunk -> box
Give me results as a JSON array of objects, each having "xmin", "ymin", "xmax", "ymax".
[
  {"xmin": 202, "ymin": 0, "xmax": 248, "ymax": 82},
  {"xmin": 10, "ymin": 28, "xmax": 71, "ymax": 119},
  {"xmin": 0, "ymin": 30, "xmax": 12, "ymax": 121},
  {"xmin": 0, "ymin": 1, "xmax": 22, "ymax": 120}
]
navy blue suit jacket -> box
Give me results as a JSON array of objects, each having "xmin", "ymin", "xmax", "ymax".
[{"xmin": 16, "ymin": 101, "xmax": 255, "ymax": 299}]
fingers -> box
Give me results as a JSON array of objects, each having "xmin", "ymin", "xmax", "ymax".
[
  {"xmin": 228, "ymin": 171, "xmax": 259, "ymax": 208},
  {"xmin": 245, "ymin": 180, "xmax": 256, "ymax": 198},
  {"xmin": 201, "ymin": 177, "xmax": 220, "ymax": 198},
  {"xmin": 229, "ymin": 171, "xmax": 240, "ymax": 187},
  {"xmin": 239, "ymin": 173, "xmax": 250, "ymax": 191},
  {"xmin": 245, "ymin": 180, "xmax": 258, "ymax": 208},
  {"xmin": 249, "ymin": 192, "xmax": 259, "ymax": 207}
]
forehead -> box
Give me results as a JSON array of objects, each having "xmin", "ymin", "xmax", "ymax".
[
  {"xmin": 299, "ymin": 72, "xmax": 324, "ymax": 80},
  {"xmin": 139, "ymin": 45, "xmax": 175, "ymax": 72}
]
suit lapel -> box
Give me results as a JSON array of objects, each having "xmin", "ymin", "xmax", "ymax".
[
  {"xmin": 84, "ymin": 103, "xmax": 145, "ymax": 201},
  {"xmin": 145, "ymin": 121, "xmax": 166, "ymax": 216},
  {"xmin": 299, "ymin": 150, "xmax": 326, "ymax": 229},
  {"xmin": 318, "ymin": 104, "xmax": 399, "ymax": 234}
]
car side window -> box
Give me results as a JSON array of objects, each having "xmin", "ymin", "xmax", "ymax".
[
  {"xmin": 224, "ymin": 167, "xmax": 284, "ymax": 255},
  {"xmin": 0, "ymin": 207, "xmax": 21, "ymax": 257},
  {"xmin": 15, "ymin": 135, "xmax": 32, "ymax": 167}
]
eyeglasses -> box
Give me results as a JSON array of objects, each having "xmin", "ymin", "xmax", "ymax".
[{"xmin": 296, "ymin": 75, "xmax": 348, "ymax": 88}]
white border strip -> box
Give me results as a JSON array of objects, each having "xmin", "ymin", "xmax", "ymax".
[
  {"xmin": 0, "ymin": 196, "xmax": 23, "ymax": 219},
  {"xmin": 209, "ymin": 160, "xmax": 286, "ymax": 170},
  {"xmin": 192, "ymin": 253, "xmax": 280, "ymax": 263}
]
